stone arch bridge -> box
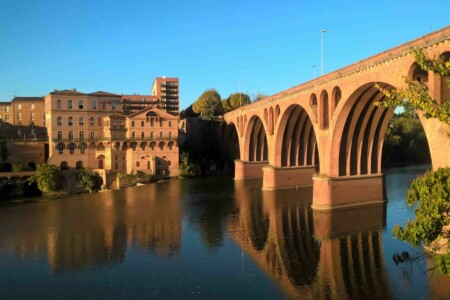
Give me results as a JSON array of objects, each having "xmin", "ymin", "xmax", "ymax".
[{"xmin": 223, "ymin": 26, "xmax": 450, "ymax": 210}]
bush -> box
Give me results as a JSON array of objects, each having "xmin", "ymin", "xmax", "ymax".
[
  {"xmin": 179, "ymin": 152, "xmax": 196, "ymax": 179},
  {"xmin": 393, "ymin": 168, "xmax": 450, "ymax": 246},
  {"xmin": 27, "ymin": 164, "xmax": 62, "ymax": 193},
  {"xmin": 77, "ymin": 168, "xmax": 102, "ymax": 193},
  {"xmin": 12, "ymin": 163, "xmax": 22, "ymax": 172}
]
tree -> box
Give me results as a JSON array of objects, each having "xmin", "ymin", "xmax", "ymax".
[
  {"xmin": 227, "ymin": 92, "xmax": 250, "ymax": 110},
  {"xmin": 179, "ymin": 152, "xmax": 196, "ymax": 179},
  {"xmin": 77, "ymin": 168, "xmax": 102, "ymax": 193},
  {"xmin": 376, "ymin": 48, "xmax": 450, "ymax": 271},
  {"xmin": 27, "ymin": 164, "xmax": 62, "ymax": 193},
  {"xmin": 221, "ymin": 99, "xmax": 232, "ymax": 113},
  {"xmin": 180, "ymin": 105, "xmax": 199, "ymax": 119},
  {"xmin": 376, "ymin": 48, "xmax": 450, "ymax": 125},
  {"xmin": 192, "ymin": 89, "xmax": 223, "ymax": 119}
]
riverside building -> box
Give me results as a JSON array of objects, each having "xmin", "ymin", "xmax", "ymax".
[{"xmin": 45, "ymin": 89, "xmax": 179, "ymax": 176}]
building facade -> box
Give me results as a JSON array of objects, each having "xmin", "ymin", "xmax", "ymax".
[
  {"xmin": 0, "ymin": 97, "xmax": 46, "ymax": 140},
  {"xmin": 122, "ymin": 77, "xmax": 179, "ymax": 116},
  {"xmin": 45, "ymin": 89, "xmax": 179, "ymax": 176}
]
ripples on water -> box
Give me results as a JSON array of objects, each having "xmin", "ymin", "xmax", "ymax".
[{"xmin": 0, "ymin": 165, "xmax": 449, "ymax": 299}]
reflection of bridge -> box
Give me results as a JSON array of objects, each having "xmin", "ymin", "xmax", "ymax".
[
  {"xmin": 228, "ymin": 182, "xmax": 392, "ymax": 299},
  {"xmin": 223, "ymin": 27, "xmax": 450, "ymax": 209}
]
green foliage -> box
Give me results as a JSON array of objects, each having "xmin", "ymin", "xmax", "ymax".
[
  {"xmin": 27, "ymin": 164, "xmax": 62, "ymax": 193},
  {"xmin": 227, "ymin": 93, "xmax": 250, "ymax": 110},
  {"xmin": 376, "ymin": 47, "xmax": 450, "ymax": 125},
  {"xmin": 192, "ymin": 89, "xmax": 223, "ymax": 119},
  {"xmin": 383, "ymin": 112, "xmax": 431, "ymax": 167},
  {"xmin": 77, "ymin": 168, "xmax": 102, "ymax": 193},
  {"xmin": 179, "ymin": 152, "xmax": 196, "ymax": 178},
  {"xmin": 392, "ymin": 168, "xmax": 450, "ymax": 246},
  {"xmin": 221, "ymin": 99, "xmax": 232, "ymax": 113},
  {"xmin": 436, "ymin": 253, "xmax": 450, "ymax": 275},
  {"xmin": 12, "ymin": 163, "xmax": 22, "ymax": 172},
  {"xmin": 180, "ymin": 105, "xmax": 199, "ymax": 119}
]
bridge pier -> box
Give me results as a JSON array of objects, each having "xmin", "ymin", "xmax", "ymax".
[
  {"xmin": 234, "ymin": 160, "xmax": 267, "ymax": 180},
  {"xmin": 262, "ymin": 165, "xmax": 316, "ymax": 190},
  {"xmin": 313, "ymin": 202, "xmax": 386, "ymax": 239},
  {"xmin": 311, "ymin": 174, "xmax": 386, "ymax": 211}
]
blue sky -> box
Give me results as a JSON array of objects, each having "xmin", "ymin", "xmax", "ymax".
[{"xmin": 1, "ymin": 0, "xmax": 449, "ymax": 109}]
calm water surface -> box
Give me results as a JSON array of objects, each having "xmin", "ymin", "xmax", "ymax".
[{"xmin": 0, "ymin": 165, "xmax": 449, "ymax": 299}]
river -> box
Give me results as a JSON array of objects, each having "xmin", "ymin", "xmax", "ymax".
[{"xmin": 0, "ymin": 165, "xmax": 448, "ymax": 299}]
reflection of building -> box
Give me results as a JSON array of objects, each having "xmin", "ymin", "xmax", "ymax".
[
  {"xmin": 0, "ymin": 182, "xmax": 182, "ymax": 272},
  {"xmin": 228, "ymin": 183, "xmax": 393, "ymax": 299},
  {"xmin": 45, "ymin": 90, "xmax": 179, "ymax": 176},
  {"xmin": 122, "ymin": 77, "xmax": 179, "ymax": 116}
]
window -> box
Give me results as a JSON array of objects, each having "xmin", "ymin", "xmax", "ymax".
[
  {"xmin": 57, "ymin": 131, "xmax": 62, "ymax": 140},
  {"xmin": 112, "ymin": 102, "xmax": 116, "ymax": 111},
  {"xmin": 97, "ymin": 117, "xmax": 102, "ymax": 126},
  {"xmin": 136, "ymin": 161, "xmax": 140, "ymax": 168},
  {"xmin": 115, "ymin": 155, "xmax": 118, "ymax": 161},
  {"xmin": 141, "ymin": 121, "xmax": 144, "ymax": 127},
  {"xmin": 168, "ymin": 132, "xmax": 172, "ymax": 139},
  {"xmin": 69, "ymin": 143, "xmax": 75, "ymax": 154},
  {"xmin": 93, "ymin": 100, "xmax": 97, "ymax": 110},
  {"xmin": 68, "ymin": 117, "xmax": 73, "ymax": 126},
  {"xmin": 102, "ymin": 102, "xmax": 106, "ymax": 110},
  {"xmin": 5, "ymin": 115, "xmax": 9, "ymax": 122},
  {"xmin": 57, "ymin": 116, "xmax": 62, "ymax": 126},
  {"xmin": 80, "ymin": 144, "xmax": 86, "ymax": 154},
  {"xmin": 160, "ymin": 121, "xmax": 163, "ymax": 127},
  {"xmin": 90, "ymin": 117, "xmax": 94, "ymax": 126},
  {"xmin": 147, "ymin": 161, "xmax": 150, "ymax": 170},
  {"xmin": 79, "ymin": 117, "xmax": 84, "ymax": 126},
  {"xmin": 150, "ymin": 132, "xmax": 154, "ymax": 139},
  {"xmin": 141, "ymin": 143, "xmax": 146, "ymax": 150},
  {"xmin": 31, "ymin": 104, "xmax": 35, "ymax": 110},
  {"xmin": 68, "ymin": 131, "xmax": 73, "ymax": 140},
  {"xmin": 131, "ymin": 143, "xmax": 137, "ymax": 151},
  {"xmin": 131, "ymin": 121, "xmax": 135, "ymax": 128},
  {"xmin": 5, "ymin": 106, "xmax": 9, "ymax": 112},
  {"xmin": 79, "ymin": 100, "xmax": 83, "ymax": 109},
  {"xmin": 169, "ymin": 121, "xmax": 172, "ymax": 127},
  {"xmin": 31, "ymin": 113, "xmax": 35, "ymax": 120},
  {"xmin": 159, "ymin": 132, "xmax": 163, "ymax": 138},
  {"xmin": 90, "ymin": 131, "xmax": 95, "ymax": 140},
  {"xmin": 68, "ymin": 100, "xmax": 73, "ymax": 109},
  {"xmin": 141, "ymin": 132, "xmax": 144, "ymax": 139},
  {"xmin": 58, "ymin": 144, "xmax": 64, "ymax": 154},
  {"xmin": 114, "ymin": 163, "xmax": 118, "ymax": 170},
  {"xmin": 17, "ymin": 113, "xmax": 22, "ymax": 121},
  {"xmin": 17, "ymin": 104, "xmax": 21, "ymax": 109},
  {"xmin": 131, "ymin": 132, "xmax": 135, "ymax": 138},
  {"xmin": 79, "ymin": 131, "xmax": 84, "ymax": 140},
  {"xmin": 56, "ymin": 100, "xmax": 61, "ymax": 109}
]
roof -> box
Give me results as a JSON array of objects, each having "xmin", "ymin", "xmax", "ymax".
[
  {"xmin": 89, "ymin": 91, "xmax": 121, "ymax": 97},
  {"xmin": 127, "ymin": 106, "xmax": 178, "ymax": 120},
  {"xmin": 0, "ymin": 102, "xmax": 11, "ymax": 105},
  {"xmin": 50, "ymin": 89, "xmax": 86, "ymax": 95},
  {"xmin": 11, "ymin": 97, "xmax": 44, "ymax": 102}
]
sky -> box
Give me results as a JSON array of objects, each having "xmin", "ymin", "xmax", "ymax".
[{"xmin": 1, "ymin": 0, "xmax": 449, "ymax": 110}]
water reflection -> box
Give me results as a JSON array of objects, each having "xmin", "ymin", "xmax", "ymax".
[
  {"xmin": 229, "ymin": 181, "xmax": 392, "ymax": 299},
  {"xmin": 0, "ymin": 180, "xmax": 182, "ymax": 273},
  {"xmin": 0, "ymin": 170, "xmax": 449, "ymax": 298}
]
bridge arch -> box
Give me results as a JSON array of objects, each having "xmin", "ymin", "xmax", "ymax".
[
  {"xmin": 244, "ymin": 115, "xmax": 268, "ymax": 162},
  {"xmin": 223, "ymin": 122, "xmax": 240, "ymax": 160},
  {"xmin": 319, "ymin": 90, "xmax": 330, "ymax": 130},
  {"xmin": 274, "ymin": 104, "xmax": 319, "ymax": 168},
  {"xmin": 331, "ymin": 82, "xmax": 400, "ymax": 176}
]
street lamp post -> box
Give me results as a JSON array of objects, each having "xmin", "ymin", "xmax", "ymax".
[{"xmin": 321, "ymin": 29, "xmax": 326, "ymax": 76}]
